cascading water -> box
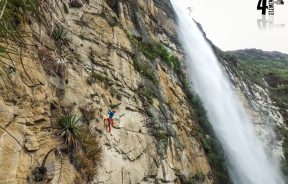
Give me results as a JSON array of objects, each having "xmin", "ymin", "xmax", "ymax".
[{"xmin": 171, "ymin": 1, "xmax": 285, "ymax": 184}]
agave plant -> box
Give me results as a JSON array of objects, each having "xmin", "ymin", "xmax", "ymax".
[{"xmin": 59, "ymin": 114, "xmax": 81, "ymax": 150}]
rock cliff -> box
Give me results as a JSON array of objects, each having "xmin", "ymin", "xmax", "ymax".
[
  {"xmin": 0, "ymin": 0, "xmax": 216, "ymax": 183},
  {"xmin": 1, "ymin": 0, "xmax": 286, "ymax": 184}
]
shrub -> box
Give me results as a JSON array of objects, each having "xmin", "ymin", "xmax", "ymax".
[
  {"xmin": 87, "ymin": 71, "xmax": 109, "ymax": 85},
  {"xmin": 52, "ymin": 25, "xmax": 68, "ymax": 46},
  {"xmin": 127, "ymin": 33, "xmax": 181, "ymax": 73},
  {"xmin": 80, "ymin": 128, "xmax": 102, "ymax": 166},
  {"xmin": 58, "ymin": 114, "xmax": 82, "ymax": 150},
  {"xmin": 56, "ymin": 114, "xmax": 102, "ymax": 182},
  {"xmin": 38, "ymin": 48, "xmax": 55, "ymax": 74},
  {"xmin": 71, "ymin": 128, "xmax": 102, "ymax": 182},
  {"xmin": 136, "ymin": 41, "xmax": 181, "ymax": 69},
  {"xmin": 72, "ymin": 149, "xmax": 96, "ymax": 182}
]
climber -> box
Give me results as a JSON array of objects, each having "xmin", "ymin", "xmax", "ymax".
[{"xmin": 104, "ymin": 110, "xmax": 116, "ymax": 133}]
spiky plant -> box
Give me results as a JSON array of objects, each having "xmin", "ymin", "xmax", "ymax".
[
  {"xmin": 58, "ymin": 114, "xmax": 81, "ymax": 150},
  {"xmin": 52, "ymin": 25, "xmax": 68, "ymax": 46}
]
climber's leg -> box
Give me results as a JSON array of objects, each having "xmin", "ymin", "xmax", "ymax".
[{"xmin": 108, "ymin": 118, "xmax": 112, "ymax": 132}]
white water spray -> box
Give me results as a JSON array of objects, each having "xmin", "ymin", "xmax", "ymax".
[{"xmin": 171, "ymin": 1, "xmax": 285, "ymax": 184}]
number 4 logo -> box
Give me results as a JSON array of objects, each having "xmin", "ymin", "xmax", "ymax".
[
  {"xmin": 257, "ymin": 0, "xmax": 268, "ymax": 15},
  {"xmin": 257, "ymin": 0, "xmax": 284, "ymax": 15}
]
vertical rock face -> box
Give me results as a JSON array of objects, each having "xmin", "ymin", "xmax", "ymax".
[{"xmin": 0, "ymin": 0, "xmax": 214, "ymax": 183}]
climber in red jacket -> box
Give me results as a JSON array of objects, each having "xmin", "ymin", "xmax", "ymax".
[{"xmin": 104, "ymin": 110, "xmax": 116, "ymax": 133}]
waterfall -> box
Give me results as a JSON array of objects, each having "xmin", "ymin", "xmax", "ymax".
[{"xmin": 171, "ymin": 1, "xmax": 285, "ymax": 184}]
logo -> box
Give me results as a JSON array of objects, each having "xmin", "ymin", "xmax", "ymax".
[
  {"xmin": 257, "ymin": 0, "xmax": 284, "ymax": 15},
  {"xmin": 257, "ymin": 0, "xmax": 285, "ymax": 30}
]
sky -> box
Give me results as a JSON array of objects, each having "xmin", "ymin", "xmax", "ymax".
[{"xmin": 183, "ymin": 0, "xmax": 288, "ymax": 54}]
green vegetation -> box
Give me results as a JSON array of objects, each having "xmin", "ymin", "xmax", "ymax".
[
  {"xmin": 153, "ymin": 127, "xmax": 170, "ymax": 157},
  {"xmin": 127, "ymin": 32, "xmax": 230, "ymax": 183},
  {"xmin": 134, "ymin": 40, "xmax": 181, "ymax": 72},
  {"xmin": 58, "ymin": 114, "xmax": 82, "ymax": 150},
  {"xmin": 191, "ymin": 94, "xmax": 231, "ymax": 184},
  {"xmin": 87, "ymin": 71, "xmax": 109, "ymax": 85},
  {"xmin": 0, "ymin": 0, "xmax": 66, "ymax": 86},
  {"xmin": 133, "ymin": 58, "xmax": 159, "ymax": 85},
  {"xmin": 0, "ymin": 0, "xmax": 39, "ymax": 80},
  {"xmin": 57, "ymin": 114, "xmax": 101, "ymax": 182},
  {"xmin": 179, "ymin": 171, "xmax": 206, "ymax": 184},
  {"xmin": 175, "ymin": 63, "xmax": 230, "ymax": 182},
  {"xmin": 281, "ymin": 129, "xmax": 288, "ymax": 182},
  {"xmin": 127, "ymin": 32, "xmax": 181, "ymax": 74},
  {"xmin": 0, "ymin": 0, "xmax": 38, "ymax": 41},
  {"xmin": 71, "ymin": 127, "xmax": 102, "ymax": 182},
  {"xmin": 91, "ymin": 72, "xmax": 109, "ymax": 83},
  {"xmin": 224, "ymin": 49, "xmax": 288, "ymax": 122},
  {"xmin": 224, "ymin": 49, "xmax": 288, "ymax": 180},
  {"xmin": 52, "ymin": 25, "xmax": 68, "ymax": 46}
]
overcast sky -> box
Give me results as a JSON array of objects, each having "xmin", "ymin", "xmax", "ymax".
[{"xmin": 183, "ymin": 0, "xmax": 288, "ymax": 53}]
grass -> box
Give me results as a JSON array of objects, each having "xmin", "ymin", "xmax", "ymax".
[
  {"xmin": 71, "ymin": 127, "xmax": 102, "ymax": 182},
  {"xmin": 0, "ymin": 0, "xmax": 37, "ymax": 40},
  {"xmin": 127, "ymin": 32, "xmax": 181, "ymax": 73},
  {"xmin": 87, "ymin": 71, "xmax": 109, "ymax": 85},
  {"xmin": 52, "ymin": 25, "xmax": 68, "ymax": 46},
  {"xmin": 0, "ymin": 0, "xmax": 38, "ymax": 86}
]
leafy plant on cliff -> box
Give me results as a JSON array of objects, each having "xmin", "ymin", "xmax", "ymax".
[
  {"xmin": 52, "ymin": 25, "xmax": 68, "ymax": 46},
  {"xmin": 127, "ymin": 32, "xmax": 181, "ymax": 72},
  {"xmin": 58, "ymin": 114, "xmax": 82, "ymax": 150},
  {"xmin": 56, "ymin": 113, "xmax": 102, "ymax": 182}
]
